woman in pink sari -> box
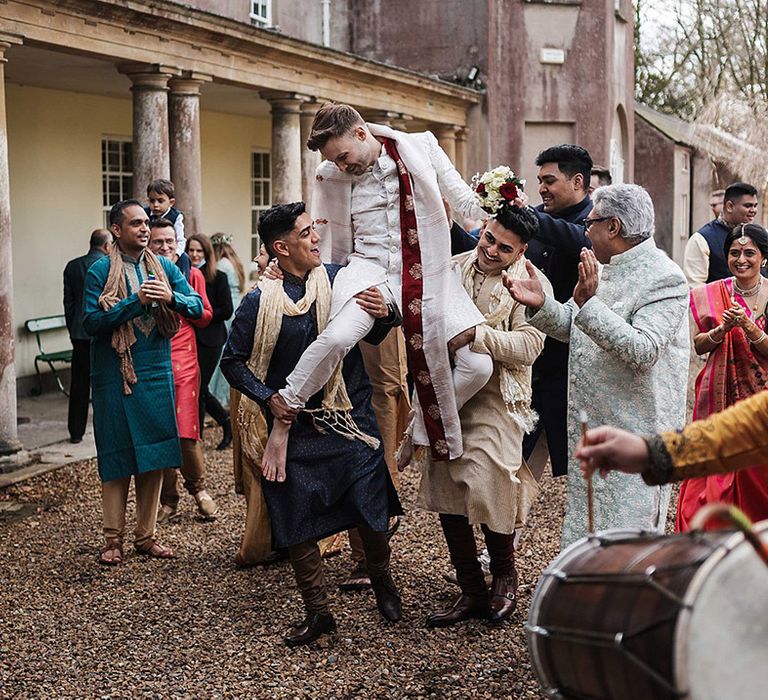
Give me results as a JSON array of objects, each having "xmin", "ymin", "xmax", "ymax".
[{"xmin": 678, "ymin": 224, "xmax": 768, "ymax": 530}]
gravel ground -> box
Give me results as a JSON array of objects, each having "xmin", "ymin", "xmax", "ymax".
[{"xmin": 0, "ymin": 428, "xmax": 676, "ymax": 699}]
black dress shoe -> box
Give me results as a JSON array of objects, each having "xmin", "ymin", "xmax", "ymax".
[
  {"xmin": 283, "ymin": 611, "xmax": 336, "ymax": 647},
  {"xmin": 216, "ymin": 418, "xmax": 232, "ymax": 450},
  {"xmin": 69, "ymin": 436, "xmax": 83, "ymax": 444},
  {"xmin": 426, "ymin": 593, "xmax": 490, "ymax": 628},
  {"xmin": 370, "ymin": 572, "xmax": 402, "ymax": 622},
  {"xmin": 488, "ymin": 575, "xmax": 517, "ymax": 623}
]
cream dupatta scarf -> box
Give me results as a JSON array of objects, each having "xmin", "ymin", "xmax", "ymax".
[
  {"xmin": 459, "ymin": 251, "xmax": 538, "ymax": 432},
  {"xmin": 237, "ymin": 266, "xmax": 380, "ymax": 463}
]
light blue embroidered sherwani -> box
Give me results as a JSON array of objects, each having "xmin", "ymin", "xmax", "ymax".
[{"xmin": 529, "ymin": 238, "xmax": 690, "ymax": 549}]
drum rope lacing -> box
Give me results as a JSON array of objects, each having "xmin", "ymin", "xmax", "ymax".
[{"xmin": 528, "ymin": 533, "xmax": 727, "ymax": 698}]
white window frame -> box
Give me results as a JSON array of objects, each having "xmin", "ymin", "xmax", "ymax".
[
  {"xmin": 101, "ymin": 137, "xmax": 133, "ymax": 227},
  {"xmin": 249, "ymin": 0, "xmax": 272, "ymax": 28},
  {"xmin": 680, "ymin": 192, "xmax": 690, "ymax": 238},
  {"xmin": 251, "ymin": 149, "xmax": 272, "ymax": 258},
  {"xmin": 609, "ymin": 138, "xmax": 625, "ymax": 185}
]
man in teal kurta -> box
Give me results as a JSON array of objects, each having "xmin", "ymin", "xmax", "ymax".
[{"xmin": 83, "ymin": 199, "xmax": 202, "ymax": 564}]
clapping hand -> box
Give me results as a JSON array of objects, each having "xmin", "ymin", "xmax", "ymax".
[
  {"xmin": 138, "ymin": 279, "xmax": 172, "ymax": 305},
  {"xmin": 503, "ymin": 259, "xmax": 545, "ymax": 310},
  {"xmin": 721, "ymin": 305, "xmax": 746, "ymax": 331},
  {"xmin": 573, "ymin": 248, "xmax": 599, "ymax": 307}
]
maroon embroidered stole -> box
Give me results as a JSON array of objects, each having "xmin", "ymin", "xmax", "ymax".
[{"xmin": 382, "ymin": 137, "xmax": 449, "ymax": 461}]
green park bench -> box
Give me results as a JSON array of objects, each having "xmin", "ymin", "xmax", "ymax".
[{"xmin": 24, "ymin": 315, "xmax": 72, "ymax": 397}]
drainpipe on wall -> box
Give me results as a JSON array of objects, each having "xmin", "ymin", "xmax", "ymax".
[{"xmin": 321, "ymin": 0, "xmax": 331, "ymax": 47}]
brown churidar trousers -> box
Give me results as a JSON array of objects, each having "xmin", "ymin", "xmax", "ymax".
[
  {"xmin": 159, "ymin": 438, "xmax": 206, "ymax": 508},
  {"xmin": 439, "ymin": 513, "xmax": 516, "ymax": 597},
  {"xmin": 349, "ymin": 330, "xmax": 410, "ymax": 565},
  {"xmin": 290, "ymin": 524, "xmax": 392, "ymax": 613},
  {"xmin": 231, "ymin": 389, "xmax": 275, "ymax": 566},
  {"xmin": 101, "ymin": 470, "xmax": 163, "ymax": 547}
]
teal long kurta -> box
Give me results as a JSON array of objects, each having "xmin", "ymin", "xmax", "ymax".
[{"xmin": 83, "ymin": 252, "xmax": 203, "ymax": 482}]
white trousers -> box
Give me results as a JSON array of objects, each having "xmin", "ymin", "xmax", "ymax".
[
  {"xmin": 279, "ymin": 295, "xmax": 493, "ymax": 432},
  {"xmin": 280, "ymin": 294, "xmax": 378, "ymax": 409},
  {"xmin": 412, "ymin": 344, "xmax": 493, "ymax": 446}
]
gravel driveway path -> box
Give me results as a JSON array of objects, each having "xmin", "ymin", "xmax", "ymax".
[{"xmin": 1, "ymin": 431, "xmax": 575, "ymax": 699}]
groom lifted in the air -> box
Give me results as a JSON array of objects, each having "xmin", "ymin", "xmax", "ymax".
[{"xmin": 262, "ymin": 103, "xmax": 493, "ymax": 478}]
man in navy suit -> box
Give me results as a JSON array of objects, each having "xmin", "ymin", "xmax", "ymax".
[
  {"xmin": 524, "ymin": 145, "xmax": 593, "ymax": 479},
  {"xmin": 62, "ymin": 228, "xmax": 111, "ymax": 443}
]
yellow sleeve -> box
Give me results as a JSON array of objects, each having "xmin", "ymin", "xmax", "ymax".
[{"xmin": 646, "ymin": 391, "xmax": 768, "ymax": 483}]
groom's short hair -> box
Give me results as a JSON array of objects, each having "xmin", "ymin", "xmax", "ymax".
[
  {"xmin": 258, "ymin": 202, "xmax": 306, "ymax": 257},
  {"xmin": 307, "ymin": 103, "xmax": 366, "ymax": 151}
]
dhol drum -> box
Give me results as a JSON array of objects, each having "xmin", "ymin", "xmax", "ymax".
[{"xmin": 527, "ymin": 526, "xmax": 768, "ymax": 699}]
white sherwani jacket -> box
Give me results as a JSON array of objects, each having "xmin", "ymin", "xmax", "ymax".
[
  {"xmin": 312, "ymin": 123, "xmax": 485, "ymax": 459},
  {"xmin": 528, "ymin": 238, "xmax": 690, "ymax": 549}
]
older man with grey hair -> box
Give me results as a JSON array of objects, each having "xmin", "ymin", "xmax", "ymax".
[{"xmin": 506, "ymin": 184, "xmax": 690, "ymax": 548}]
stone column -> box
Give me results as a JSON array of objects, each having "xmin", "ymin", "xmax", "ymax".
[
  {"xmin": 367, "ymin": 110, "xmax": 399, "ymax": 127},
  {"xmin": 118, "ymin": 63, "xmax": 178, "ymax": 200},
  {"xmin": 300, "ymin": 102, "xmax": 321, "ymax": 206},
  {"xmin": 435, "ymin": 124, "xmax": 460, "ymax": 165},
  {"xmin": 367, "ymin": 111, "xmax": 412, "ymax": 133},
  {"xmin": 390, "ymin": 114, "xmax": 413, "ymax": 133},
  {"xmin": 0, "ymin": 35, "xmax": 24, "ymax": 464},
  {"xmin": 262, "ymin": 93, "xmax": 307, "ymax": 204},
  {"xmin": 455, "ymin": 128, "xmax": 468, "ymax": 179},
  {"xmin": 169, "ymin": 73, "xmax": 211, "ymax": 235}
]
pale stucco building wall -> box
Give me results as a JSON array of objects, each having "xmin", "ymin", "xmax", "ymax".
[{"xmin": 7, "ymin": 84, "xmax": 271, "ymax": 378}]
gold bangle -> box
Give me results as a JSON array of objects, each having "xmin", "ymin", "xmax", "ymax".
[
  {"xmin": 707, "ymin": 328, "xmax": 724, "ymax": 344},
  {"xmin": 748, "ymin": 331, "xmax": 767, "ymax": 345}
]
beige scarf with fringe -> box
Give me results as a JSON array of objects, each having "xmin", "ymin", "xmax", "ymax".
[
  {"xmin": 459, "ymin": 250, "xmax": 538, "ymax": 433},
  {"xmin": 98, "ymin": 243, "xmax": 180, "ymax": 395},
  {"xmin": 237, "ymin": 265, "xmax": 380, "ymax": 464}
]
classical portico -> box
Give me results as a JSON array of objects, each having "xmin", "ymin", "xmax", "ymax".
[{"xmin": 0, "ymin": 0, "xmax": 480, "ymax": 465}]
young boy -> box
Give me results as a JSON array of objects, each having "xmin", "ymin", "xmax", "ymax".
[{"xmin": 145, "ymin": 179, "xmax": 186, "ymax": 255}]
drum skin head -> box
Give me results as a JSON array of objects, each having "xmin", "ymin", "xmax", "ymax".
[
  {"xmin": 527, "ymin": 527, "xmax": 768, "ymax": 699},
  {"xmin": 678, "ymin": 524, "xmax": 768, "ymax": 699}
]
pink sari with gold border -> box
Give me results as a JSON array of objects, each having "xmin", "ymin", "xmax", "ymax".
[{"xmin": 677, "ymin": 278, "xmax": 768, "ymax": 530}]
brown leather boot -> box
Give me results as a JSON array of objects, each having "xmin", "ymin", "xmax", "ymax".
[
  {"xmin": 488, "ymin": 574, "xmax": 517, "ymax": 623},
  {"xmin": 283, "ymin": 611, "xmax": 336, "ymax": 647},
  {"xmin": 426, "ymin": 593, "xmax": 490, "ymax": 628},
  {"xmin": 370, "ymin": 571, "xmax": 402, "ymax": 622}
]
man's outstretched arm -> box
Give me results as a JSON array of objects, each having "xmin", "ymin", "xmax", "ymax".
[
  {"xmin": 531, "ymin": 208, "xmax": 591, "ymax": 257},
  {"xmin": 575, "ymin": 390, "xmax": 768, "ymax": 485}
]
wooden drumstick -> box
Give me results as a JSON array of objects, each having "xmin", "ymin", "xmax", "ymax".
[{"xmin": 580, "ymin": 410, "xmax": 594, "ymax": 534}]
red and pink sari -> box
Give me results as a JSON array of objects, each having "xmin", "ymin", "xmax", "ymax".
[{"xmin": 677, "ymin": 278, "xmax": 768, "ymax": 530}]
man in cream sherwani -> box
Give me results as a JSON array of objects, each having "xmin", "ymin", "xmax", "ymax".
[
  {"xmin": 419, "ymin": 203, "xmax": 550, "ymax": 628},
  {"xmin": 505, "ymin": 184, "xmax": 690, "ymax": 549},
  {"xmin": 261, "ymin": 102, "xmax": 493, "ymax": 480}
]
